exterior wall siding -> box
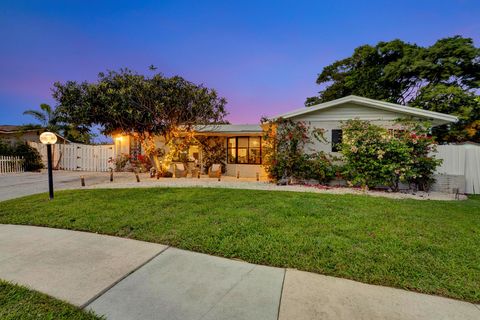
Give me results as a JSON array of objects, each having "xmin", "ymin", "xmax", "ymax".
[
  {"xmin": 289, "ymin": 103, "xmax": 422, "ymax": 154},
  {"xmin": 291, "ymin": 103, "xmax": 410, "ymax": 121}
]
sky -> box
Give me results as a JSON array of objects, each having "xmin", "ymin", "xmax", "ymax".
[{"xmin": 1, "ymin": 0, "xmax": 479, "ymax": 132}]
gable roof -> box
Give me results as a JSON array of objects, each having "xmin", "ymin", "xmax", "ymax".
[
  {"xmin": 272, "ymin": 95, "xmax": 458, "ymax": 126},
  {"xmin": 0, "ymin": 125, "xmax": 40, "ymax": 133}
]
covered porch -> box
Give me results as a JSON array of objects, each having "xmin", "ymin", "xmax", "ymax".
[{"xmin": 113, "ymin": 124, "xmax": 268, "ymax": 179}]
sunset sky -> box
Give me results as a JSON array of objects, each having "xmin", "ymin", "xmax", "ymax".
[{"xmin": 1, "ymin": 0, "xmax": 479, "ymax": 133}]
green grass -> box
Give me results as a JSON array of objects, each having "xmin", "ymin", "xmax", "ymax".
[
  {"xmin": 0, "ymin": 280, "xmax": 101, "ymax": 319},
  {"xmin": 0, "ymin": 188, "xmax": 479, "ymax": 302}
]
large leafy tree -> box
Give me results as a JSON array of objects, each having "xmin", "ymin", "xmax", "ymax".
[
  {"xmin": 306, "ymin": 36, "xmax": 480, "ymax": 142},
  {"xmin": 53, "ymin": 69, "xmax": 227, "ymax": 169}
]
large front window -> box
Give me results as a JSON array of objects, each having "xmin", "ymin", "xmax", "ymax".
[{"xmin": 227, "ymin": 136, "xmax": 262, "ymax": 164}]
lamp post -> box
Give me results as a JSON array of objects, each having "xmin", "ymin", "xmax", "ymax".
[{"xmin": 39, "ymin": 132, "xmax": 57, "ymax": 200}]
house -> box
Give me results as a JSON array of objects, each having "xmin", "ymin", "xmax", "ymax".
[
  {"xmin": 272, "ymin": 95, "xmax": 458, "ymax": 154},
  {"xmin": 114, "ymin": 124, "xmax": 265, "ymax": 178},
  {"xmin": 0, "ymin": 125, "xmax": 69, "ymax": 145},
  {"xmin": 113, "ymin": 95, "xmax": 458, "ymax": 178}
]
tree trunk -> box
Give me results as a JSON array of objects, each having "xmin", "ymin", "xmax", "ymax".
[{"xmin": 140, "ymin": 134, "xmax": 162, "ymax": 172}]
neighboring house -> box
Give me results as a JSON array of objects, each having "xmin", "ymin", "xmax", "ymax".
[
  {"xmin": 113, "ymin": 95, "xmax": 458, "ymax": 178},
  {"xmin": 0, "ymin": 125, "xmax": 69, "ymax": 145}
]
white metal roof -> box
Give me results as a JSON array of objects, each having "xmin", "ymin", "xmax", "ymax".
[
  {"xmin": 193, "ymin": 124, "xmax": 262, "ymax": 134},
  {"xmin": 271, "ymin": 95, "xmax": 458, "ymax": 126}
]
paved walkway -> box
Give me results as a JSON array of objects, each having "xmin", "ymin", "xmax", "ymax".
[{"xmin": 0, "ymin": 224, "xmax": 478, "ymax": 320}]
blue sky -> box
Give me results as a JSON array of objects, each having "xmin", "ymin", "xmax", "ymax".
[{"xmin": 1, "ymin": 0, "xmax": 479, "ymax": 129}]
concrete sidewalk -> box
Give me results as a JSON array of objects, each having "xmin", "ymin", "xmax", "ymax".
[{"xmin": 0, "ymin": 224, "xmax": 479, "ymax": 320}]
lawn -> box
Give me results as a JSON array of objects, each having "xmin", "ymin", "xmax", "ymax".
[
  {"xmin": 0, "ymin": 188, "xmax": 479, "ymax": 302},
  {"xmin": 0, "ymin": 280, "xmax": 101, "ymax": 319}
]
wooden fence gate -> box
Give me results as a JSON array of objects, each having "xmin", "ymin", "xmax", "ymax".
[{"xmin": 29, "ymin": 142, "xmax": 114, "ymax": 172}]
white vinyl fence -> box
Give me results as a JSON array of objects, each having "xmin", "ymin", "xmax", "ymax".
[
  {"xmin": 0, "ymin": 156, "xmax": 24, "ymax": 174},
  {"xmin": 28, "ymin": 142, "xmax": 114, "ymax": 172},
  {"xmin": 434, "ymin": 144, "xmax": 480, "ymax": 194}
]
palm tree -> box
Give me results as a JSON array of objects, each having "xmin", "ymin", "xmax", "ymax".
[
  {"xmin": 23, "ymin": 103, "xmax": 59, "ymax": 132},
  {"xmin": 23, "ymin": 103, "xmax": 93, "ymax": 143}
]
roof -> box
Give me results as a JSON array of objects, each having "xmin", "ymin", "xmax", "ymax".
[
  {"xmin": 0, "ymin": 125, "xmax": 40, "ymax": 133},
  {"xmin": 193, "ymin": 124, "xmax": 262, "ymax": 134},
  {"xmin": 0, "ymin": 125, "xmax": 70, "ymax": 143},
  {"xmin": 271, "ymin": 95, "xmax": 459, "ymax": 126}
]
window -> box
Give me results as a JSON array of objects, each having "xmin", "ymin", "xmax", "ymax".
[
  {"xmin": 249, "ymin": 137, "xmax": 261, "ymax": 164},
  {"xmin": 227, "ymin": 136, "xmax": 262, "ymax": 164},
  {"xmin": 331, "ymin": 129, "xmax": 342, "ymax": 152},
  {"xmin": 227, "ymin": 138, "xmax": 236, "ymax": 164},
  {"xmin": 237, "ymin": 137, "xmax": 248, "ymax": 163}
]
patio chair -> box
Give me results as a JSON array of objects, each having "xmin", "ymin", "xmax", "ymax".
[
  {"xmin": 190, "ymin": 165, "xmax": 200, "ymax": 178},
  {"xmin": 174, "ymin": 163, "xmax": 188, "ymax": 178},
  {"xmin": 208, "ymin": 164, "xmax": 222, "ymax": 178}
]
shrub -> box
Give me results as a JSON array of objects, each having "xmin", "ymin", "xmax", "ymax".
[
  {"xmin": 130, "ymin": 154, "xmax": 153, "ymax": 173},
  {"xmin": 0, "ymin": 139, "xmax": 14, "ymax": 155},
  {"xmin": 14, "ymin": 143, "xmax": 44, "ymax": 171},
  {"xmin": 110, "ymin": 154, "xmax": 130, "ymax": 172},
  {"xmin": 396, "ymin": 121, "xmax": 442, "ymax": 191},
  {"xmin": 296, "ymin": 152, "xmax": 338, "ymax": 184},
  {"xmin": 262, "ymin": 117, "xmax": 334, "ymax": 183},
  {"xmin": 309, "ymin": 152, "xmax": 339, "ymax": 183},
  {"xmin": 340, "ymin": 119, "xmax": 441, "ymax": 191}
]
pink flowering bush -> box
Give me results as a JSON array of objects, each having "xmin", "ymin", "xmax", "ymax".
[
  {"xmin": 110, "ymin": 153, "xmax": 152, "ymax": 172},
  {"xmin": 341, "ymin": 119, "xmax": 441, "ymax": 191},
  {"xmin": 110, "ymin": 153, "xmax": 131, "ymax": 172},
  {"xmin": 396, "ymin": 121, "xmax": 442, "ymax": 191},
  {"xmin": 262, "ymin": 117, "xmax": 336, "ymax": 183}
]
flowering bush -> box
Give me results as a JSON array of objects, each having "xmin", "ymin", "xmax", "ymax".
[
  {"xmin": 396, "ymin": 121, "xmax": 442, "ymax": 191},
  {"xmin": 110, "ymin": 154, "xmax": 131, "ymax": 172},
  {"xmin": 340, "ymin": 119, "xmax": 441, "ymax": 191},
  {"xmin": 110, "ymin": 153, "xmax": 152, "ymax": 172},
  {"xmin": 130, "ymin": 154, "xmax": 153, "ymax": 173},
  {"xmin": 262, "ymin": 117, "xmax": 334, "ymax": 183}
]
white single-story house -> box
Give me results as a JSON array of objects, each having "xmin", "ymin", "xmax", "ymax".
[{"xmin": 113, "ymin": 95, "xmax": 458, "ymax": 178}]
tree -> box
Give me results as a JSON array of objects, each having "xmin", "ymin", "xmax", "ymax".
[
  {"xmin": 23, "ymin": 103, "xmax": 93, "ymax": 143},
  {"xmin": 306, "ymin": 36, "xmax": 480, "ymax": 142},
  {"xmin": 23, "ymin": 103, "xmax": 57, "ymax": 130},
  {"xmin": 53, "ymin": 69, "xmax": 227, "ymax": 171},
  {"xmin": 411, "ymin": 84, "xmax": 480, "ymax": 143}
]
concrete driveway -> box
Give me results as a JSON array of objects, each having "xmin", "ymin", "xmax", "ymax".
[
  {"xmin": 0, "ymin": 171, "xmax": 130, "ymax": 201},
  {"xmin": 1, "ymin": 224, "xmax": 479, "ymax": 320}
]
